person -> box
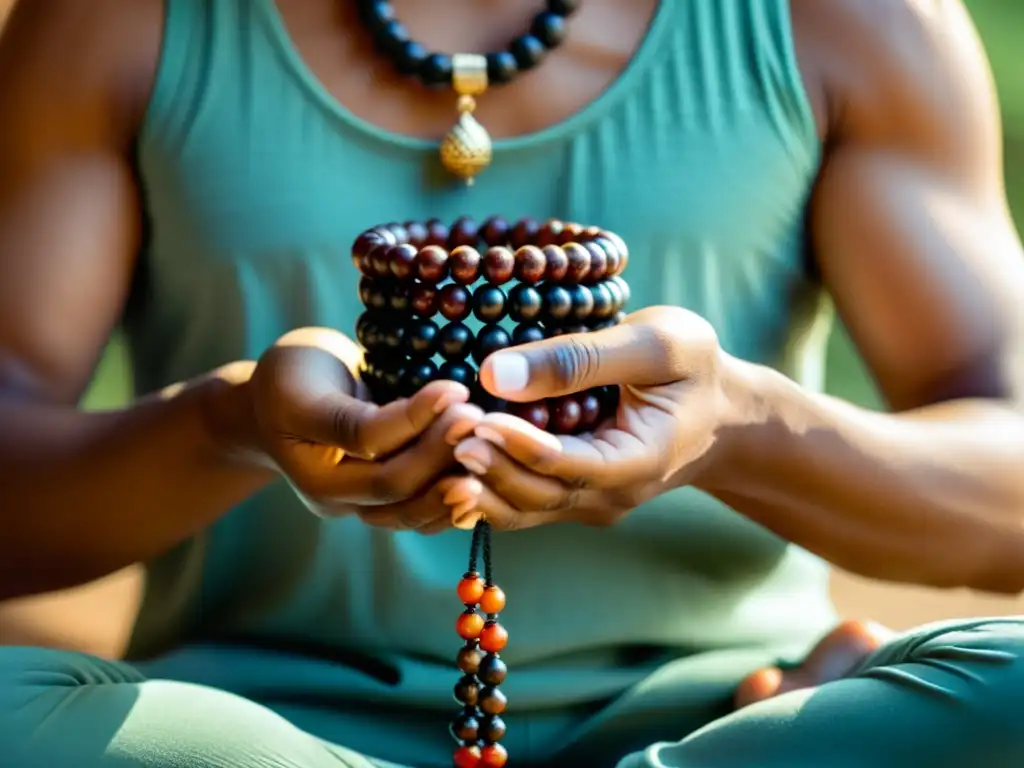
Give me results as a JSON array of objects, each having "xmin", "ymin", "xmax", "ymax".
[{"xmin": 0, "ymin": 0, "xmax": 1022, "ymax": 765}]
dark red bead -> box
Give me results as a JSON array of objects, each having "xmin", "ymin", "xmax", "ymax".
[
  {"xmin": 551, "ymin": 396, "xmax": 583, "ymax": 434},
  {"xmin": 592, "ymin": 237, "xmax": 620, "ymax": 276},
  {"xmin": 449, "ymin": 216, "xmax": 480, "ymax": 249},
  {"xmin": 450, "ymin": 246, "xmax": 482, "ymax": 285},
  {"xmin": 480, "ymin": 216, "xmax": 511, "ymax": 247},
  {"xmin": 510, "ymin": 217, "xmax": 540, "ymax": 249},
  {"xmin": 478, "ymin": 685, "xmax": 508, "ymax": 715},
  {"xmin": 482, "ymin": 247, "xmax": 516, "ymax": 285},
  {"xmin": 562, "ymin": 242, "xmax": 591, "ymax": 284},
  {"xmin": 450, "ymin": 710, "xmax": 481, "ymax": 742},
  {"xmin": 453, "ymin": 745, "xmax": 482, "ymax": 768},
  {"xmin": 383, "ymin": 221, "xmax": 409, "ymax": 243},
  {"xmin": 541, "ymin": 245, "xmax": 569, "ymax": 282},
  {"xmin": 454, "ymin": 674, "xmax": 481, "ymax": 706},
  {"xmin": 404, "ymin": 220, "xmax": 429, "ymax": 247},
  {"xmin": 479, "ymin": 714, "xmax": 507, "ymax": 743},
  {"xmin": 389, "ymin": 281, "xmax": 412, "ymax": 312},
  {"xmin": 370, "ymin": 226, "xmax": 398, "ymax": 246},
  {"xmin": 510, "ymin": 400, "xmax": 549, "ymax": 430},
  {"xmin": 425, "ymin": 218, "xmax": 450, "ymax": 247},
  {"xmin": 514, "ymin": 245, "xmax": 547, "ymax": 284},
  {"xmin": 358, "ymin": 276, "xmax": 375, "ymax": 306},
  {"xmin": 439, "ymin": 284, "xmax": 472, "ymax": 321},
  {"xmin": 535, "ymin": 218, "xmax": 565, "ymax": 248},
  {"xmin": 416, "ymin": 245, "xmax": 450, "ymax": 283},
  {"xmin": 583, "ymin": 241, "xmax": 608, "ymax": 283},
  {"xmin": 600, "ymin": 231, "xmax": 629, "ymax": 273},
  {"xmin": 578, "ymin": 391, "xmax": 602, "ymax": 431},
  {"xmin": 352, "ymin": 230, "xmax": 387, "ymax": 274},
  {"xmin": 369, "ymin": 243, "xmax": 393, "ymax": 278},
  {"xmin": 387, "ymin": 243, "xmax": 418, "ymax": 281},
  {"xmin": 456, "ymin": 644, "xmax": 486, "ymax": 675},
  {"xmin": 410, "ymin": 283, "xmax": 439, "ymax": 317},
  {"xmin": 557, "ymin": 221, "xmax": 584, "ymax": 245}
]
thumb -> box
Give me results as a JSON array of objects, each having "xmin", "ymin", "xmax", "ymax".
[{"xmin": 479, "ymin": 309, "xmax": 700, "ymax": 401}]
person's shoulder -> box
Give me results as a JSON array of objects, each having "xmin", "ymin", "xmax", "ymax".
[
  {"xmin": 0, "ymin": 0, "xmax": 163, "ymax": 144},
  {"xmin": 791, "ymin": 0, "xmax": 989, "ymax": 142}
]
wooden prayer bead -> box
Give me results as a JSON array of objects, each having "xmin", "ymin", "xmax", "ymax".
[
  {"xmin": 482, "ymin": 247, "xmax": 516, "ymax": 285},
  {"xmin": 404, "ymin": 220, "xmax": 429, "ymax": 247},
  {"xmin": 453, "ymin": 745, "xmax": 483, "ymax": 768},
  {"xmin": 400, "ymin": 361, "xmax": 437, "ymax": 396},
  {"xmin": 410, "ymin": 282, "xmax": 439, "ymax": 317},
  {"xmin": 450, "ymin": 245, "xmax": 483, "ymax": 285},
  {"xmin": 387, "ymin": 242, "xmax": 418, "ymax": 281},
  {"xmin": 383, "ymin": 222, "xmax": 408, "ymax": 243},
  {"xmin": 439, "ymin": 284, "xmax": 473, "ymax": 322},
  {"xmin": 582, "ymin": 241, "xmax": 608, "ymax": 283},
  {"xmin": 472, "ymin": 285, "xmax": 508, "ymax": 323},
  {"xmin": 567, "ymin": 284, "xmax": 594, "ymax": 321},
  {"xmin": 513, "ymin": 245, "xmax": 547, "ymax": 284},
  {"xmin": 509, "ymin": 400, "xmax": 549, "ymax": 431},
  {"xmin": 449, "ymin": 216, "xmax": 480, "ymax": 249},
  {"xmin": 450, "ymin": 710, "xmax": 481, "ymax": 742},
  {"xmin": 480, "ymin": 215, "xmax": 511, "ymax": 247},
  {"xmin": 562, "ymin": 242, "xmax": 591, "ymax": 283},
  {"xmin": 479, "ymin": 621, "xmax": 508, "ymax": 653},
  {"xmin": 425, "ymin": 218, "xmax": 449, "ymax": 247},
  {"xmin": 370, "ymin": 243, "xmax": 394, "ymax": 278},
  {"xmin": 541, "ymin": 244, "xmax": 569, "ymax": 282},
  {"xmin": 508, "ymin": 284, "xmax": 544, "ymax": 323},
  {"xmin": 590, "ymin": 282, "xmax": 615, "ymax": 320},
  {"xmin": 480, "ymin": 743, "xmax": 508, "ymax": 768},
  {"xmin": 404, "ymin": 318, "xmax": 439, "ymax": 358},
  {"xmin": 511, "ymin": 322, "xmax": 545, "ymax": 346},
  {"xmin": 477, "ymin": 654, "xmax": 508, "ymax": 686},
  {"xmin": 578, "ymin": 390, "xmax": 603, "ymax": 431},
  {"xmin": 457, "ymin": 573, "xmax": 486, "ymax": 605},
  {"xmin": 438, "ymin": 322, "xmax": 475, "ymax": 361},
  {"xmin": 454, "ymin": 674, "xmax": 481, "ymax": 705},
  {"xmin": 438, "ymin": 361, "xmax": 476, "ymax": 389},
  {"xmin": 456, "ymin": 644, "xmax": 486, "ymax": 675},
  {"xmin": 388, "ymin": 282, "xmax": 412, "ymax": 313},
  {"xmin": 479, "ymin": 715, "xmax": 507, "ymax": 743},
  {"xmin": 509, "ymin": 217, "xmax": 540, "ymax": 249},
  {"xmin": 478, "ymin": 685, "xmax": 508, "ymax": 715},
  {"xmin": 480, "ymin": 584, "xmax": 506, "ymax": 614},
  {"xmin": 456, "ymin": 610, "xmax": 485, "ymax": 640},
  {"xmin": 541, "ymin": 284, "xmax": 573, "ymax": 324},
  {"xmin": 557, "ymin": 221, "xmax": 584, "ymax": 245},
  {"xmin": 473, "ymin": 325, "xmax": 512, "ymax": 366},
  {"xmin": 536, "ymin": 218, "xmax": 564, "ymax": 248},
  {"xmin": 551, "ymin": 396, "xmax": 582, "ymax": 434},
  {"xmin": 416, "ymin": 244, "xmax": 450, "ymax": 283}
]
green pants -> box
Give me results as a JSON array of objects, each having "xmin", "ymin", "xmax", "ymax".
[{"xmin": 2, "ymin": 618, "xmax": 1023, "ymax": 768}]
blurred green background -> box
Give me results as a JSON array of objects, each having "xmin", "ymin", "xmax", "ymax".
[{"xmin": 80, "ymin": 0, "xmax": 1024, "ymax": 410}]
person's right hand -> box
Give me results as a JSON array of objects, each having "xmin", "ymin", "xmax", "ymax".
[{"xmin": 246, "ymin": 327, "xmax": 483, "ymax": 531}]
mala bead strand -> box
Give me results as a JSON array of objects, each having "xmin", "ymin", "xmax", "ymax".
[{"xmin": 353, "ymin": 218, "xmax": 629, "ymax": 433}]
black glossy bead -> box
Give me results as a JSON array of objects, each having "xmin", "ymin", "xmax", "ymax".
[
  {"xmin": 542, "ymin": 284, "xmax": 573, "ymax": 323},
  {"xmin": 480, "ymin": 714, "xmax": 507, "ymax": 743},
  {"xmin": 395, "ymin": 39, "xmax": 428, "ymax": 76},
  {"xmin": 473, "ymin": 325, "xmax": 512, "ymax": 366},
  {"xmin": 419, "ymin": 52, "xmax": 453, "ymax": 86},
  {"xmin": 591, "ymin": 282, "xmax": 616, "ymax": 320},
  {"xmin": 598, "ymin": 384, "xmax": 620, "ymax": 414},
  {"xmin": 486, "ymin": 51, "xmax": 519, "ymax": 84},
  {"xmin": 388, "ymin": 281, "xmax": 412, "ymax": 313},
  {"xmin": 374, "ymin": 20, "xmax": 409, "ymax": 57},
  {"xmin": 404, "ymin": 318, "xmax": 438, "ymax": 358},
  {"xmin": 472, "ymin": 285, "xmax": 507, "ymax": 323},
  {"xmin": 508, "ymin": 284, "xmax": 543, "ymax": 323},
  {"xmin": 568, "ymin": 284, "xmax": 594, "ymax": 321},
  {"xmin": 380, "ymin": 321, "xmax": 405, "ymax": 352},
  {"xmin": 477, "ymin": 654, "xmax": 508, "ymax": 686},
  {"xmin": 439, "ymin": 284, "xmax": 472, "ymax": 322},
  {"xmin": 355, "ymin": 312, "xmax": 378, "ymax": 348},
  {"xmin": 449, "ymin": 709, "xmax": 480, "ymax": 742},
  {"xmin": 511, "ymin": 322, "xmax": 546, "ymax": 346},
  {"xmin": 456, "ymin": 644, "xmax": 486, "ymax": 675},
  {"xmin": 358, "ymin": 276, "xmax": 375, "ymax": 306},
  {"xmin": 357, "ymin": 0, "xmax": 395, "ymax": 30},
  {"xmin": 510, "ymin": 34, "xmax": 546, "ymax": 71},
  {"xmin": 472, "ymin": 383, "xmax": 508, "ymax": 414},
  {"xmin": 438, "ymin": 361, "xmax": 476, "ymax": 389},
  {"xmin": 438, "ymin": 322, "xmax": 474, "ymax": 361},
  {"xmin": 610, "ymin": 275, "xmax": 631, "ymax": 307},
  {"xmin": 531, "ymin": 11, "xmax": 567, "ymax": 48},
  {"xmin": 400, "ymin": 360, "xmax": 438, "ymax": 397},
  {"xmin": 366, "ymin": 280, "xmax": 391, "ymax": 311},
  {"xmin": 379, "ymin": 360, "xmax": 404, "ymax": 392},
  {"xmin": 453, "ymin": 674, "xmax": 481, "ymax": 706},
  {"xmin": 546, "ymin": 0, "xmax": 580, "ymax": 16},
  {"xmin": 478, "ymin": 686, "xmax": 508, "ymax": 715}
]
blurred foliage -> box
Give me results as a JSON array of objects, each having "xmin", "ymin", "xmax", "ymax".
[{"xmin": 81, "ymin": 0, "xmax": 1023, "ymax": 410}]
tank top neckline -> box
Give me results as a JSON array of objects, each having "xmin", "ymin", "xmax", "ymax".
[{"xmin": 254, "ymin": 0, "xmax": 674, "ymax": 154}]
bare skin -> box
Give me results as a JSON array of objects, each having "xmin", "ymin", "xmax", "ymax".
[{"xmin": 0, "ymin": 0, "xmax": 1020, "ymax": 710}]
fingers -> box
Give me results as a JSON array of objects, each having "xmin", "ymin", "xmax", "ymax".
[
  {"xmin": 478, "ymin": 307, "xmax": 717, "ymax": 401},
  {"xmin": 358, "ymin": 479, "xmax": 454, "ymax": 534},
  {"xmin": 440, "ymin": 476, "xmax": 566, "ymax": 532},
  {"xmin": 454, "ymin": 437, "xmax": 574, "ymax": 512}
]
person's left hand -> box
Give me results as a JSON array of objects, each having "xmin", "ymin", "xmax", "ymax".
[{"xmin": 443, "ymin": 306, "xmax": 733, "ymax": 530}]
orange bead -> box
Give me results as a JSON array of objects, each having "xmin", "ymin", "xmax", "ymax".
[
  {"xmin": 480, "ymin": 743, "xmax": 508, "ymax": 767},
  {"xmin": 479, "ymin": 621, "xmax": 508, "ymax": 652},
  {"xmin": 453, "ymin": 744, "xmax": 482, "ymax": 768},
  {"xmin": 456, "ymin": 610, "xmax": 485, "ymax": 640},
  {"xmin": 479, "ymin": 585, "xmax": 506, "ymax": 614},
  {"xmin": 457, "ymin": 573, "xmax": 486, "ymax": 605}
]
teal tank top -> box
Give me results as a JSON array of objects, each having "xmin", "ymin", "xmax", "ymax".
[{"xmin": 128, "ymin": 0, "xmax": 836, "ymax": 749}]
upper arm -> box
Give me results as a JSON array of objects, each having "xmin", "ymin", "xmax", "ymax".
[
  {"xmin": 808, "ymin": 0, "xmax": 1024, "ymax": 412},
  {"xmin": 0, "ymin": 0, "xmax": 159, "ymax": 405}
]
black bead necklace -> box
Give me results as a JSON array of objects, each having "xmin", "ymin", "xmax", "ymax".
[{"xmin": 355, "ymin": 0, "xmax": 581, "ymax": 185}]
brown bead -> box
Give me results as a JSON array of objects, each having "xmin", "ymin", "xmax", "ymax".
[
  {"xmin": 478, "ymin": 685, "xmax": 508, "ymax": 715},
  {"xmin": 582, "ymin": 241, "xmax": 608, "ymax": 283},
  {"xmin": 450, "ymin": 710, "xmax": 480, "ymax": 742},
  {"xmin": 369, "ymin": 244, "xmax": 393, "ymax": 278},
  {"xmin": 482, "ymin": 247, "xmax": 516, "ymax": 285},
  {"xmin": 416, "ymin": 244, "xmax": 450, "ymax": 283},
  {"xmin": 456, "ymin": 610, "xmax": 485, "ymax": 640},
  {"xmin": 352, "ymin": 230, "xmax": 388, "ymax": 274},
  {"xmin": 410, "ymin": 283, "xmax": 439, "ymax": 317},
  {"xmin": 536, "ymin": 219, "xmax": 565, "ymax": 248},
  {"xmin": 557, "ymin": 222, "xmax": 584, "ymax": 245},
  {"xmin": 581, "ymin": 225, "xmax": 603, "ymax": 241},
  {"xmin": 404, "ymin": 220, "xmax": 428, "ymax": 247},
  {"xmin": 383, "ymin": 222, "xmax": 409, "ymax": 243},
  {"xmin": 439, "ymin": 284, "xmax": 472, "ymax": 321},
  {"xmin": 480, "ymin": 714, "xmax": 507, "ymax": 743},
  {"xmin": 480, "ymin": 743, "xmax": 508, "ymax": 768},
  {"xmin": 387, "ymin": 243, "xmax": 418, "ymax": 281},
  {"xmin": 479, "ymin": 620, "xmax": 508, "ymax": 652},
  {"xmin": 578, "ymin": 391, "xmax": 603, "ymax": 432},
  {"xmin": 592, "ymin": 237, "xmax": 621, "ymax": 277},
  {"xmin": 450, "ymin": 246, "xmax": 482, "ymax": 285},
  {"xmin": 509, "ymin": 401, "xmax": 550, "ymax": 431},
  {"xmin": 601, "ymin": 230, "xmax": 629, "ymax": 273},
  {"xmin": 562, "ymin": 242, "xmax": 591, "ymax": 284},
  {"xmin": 510, "ymin": 217, "xmax": 540, "ymax": 249},
  {"xmin": 541, "ymin": 245, "xmax": 569, "ymax": 282},
  {"xmin": 480, "ymin": 215, "xmax": 511, "ymax": 247},
  {"xmin": 453, "ymin": 745, "xmax": 482, "ymax": 768},
  {"xmin": 457, "ymin": 573, "xmax": 486, "ymax": 605},
  {"xmin": 370, "ymin": 226, "xmax": 398, "ymax": 246},
  {"xmin": 456, "ymin": 644, "xmax": 486, "ymax": 675},
  {"xmin": 449, "ymin": 216, "xmax": 480, "ymax": 249},
  {"xmin": 425, "ymin": 218, "xmax": 449, "ymax": 247},
  {"xmin": 479, "ymin": 585, "xmax": 506, "ymax": 614},
  {"xmin": 513, "ymin": 245, "xmax": 547, "ymax": 284},
  {"xmin": 551, "ymin": 396, "xmax": 583, "ymax": 434}
]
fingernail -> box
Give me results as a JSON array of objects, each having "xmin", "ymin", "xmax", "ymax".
[
  {"xmin": 458, "ymin": 456, "xmax": 488, "ymax": 475},
  {"xmin": 445, "ymin": 420, "xmax": 477, "ymax": 446},
  {"xmin": 453, "ymin": 502, "xmax": 481, "ymax": 530},
  {"xmin": 432, "ymin": 392, "xmax": 455, "ymax": 414},
  {"xmin": 488, "ymin": 352, "xmax": 530, "ymax": 395},
  {"xmin": 443, "ymin": 477, "xmax": 482, "ymax": 506},
  {"xmin": 474, "ymin": 425, "xmax": 506, "ymax": 448}
]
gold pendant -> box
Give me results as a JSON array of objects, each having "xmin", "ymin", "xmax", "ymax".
[{"xmin": 440, "ymin": 54, "xmax": 493, "ymax": 186}]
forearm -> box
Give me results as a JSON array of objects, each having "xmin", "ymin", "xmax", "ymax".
[
  {"xmin": 700, "ymin": 356, "xmax": 1024, "ymax": 593},
  {"xmin": 0, "ymin": 362, "xmax": 274, "ymax": 600}
]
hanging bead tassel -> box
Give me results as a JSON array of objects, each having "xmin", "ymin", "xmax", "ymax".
[{"xmin": 451, "ymin": 520, "xmax": 509, "ymax": 768}]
